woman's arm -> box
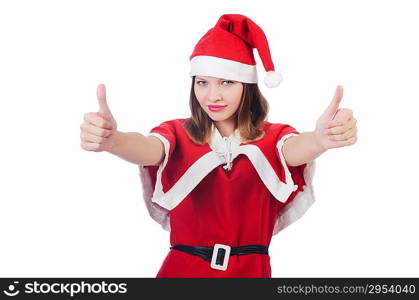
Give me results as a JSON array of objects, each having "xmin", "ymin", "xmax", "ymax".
[
  {"xmin": 282, "ymin": 132, "xmax": 326, "ymax": 167},
  {"xmin": 282, "ymin": 86, "xmax": 358, "ymax": 167},
  {"xmin": 108, "ymin": 131, "xmax": 165, "ymax": 166}
]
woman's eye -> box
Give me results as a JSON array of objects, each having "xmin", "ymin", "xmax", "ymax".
[
  {"xmin": 223, "ymin": 80, "xmax": 234, "ymax": 85},
  {"xmin": 195, "ymin": 80, "xmax": 233, "ymax": 85}
]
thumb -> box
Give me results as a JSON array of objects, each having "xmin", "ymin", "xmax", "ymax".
[
  {"xmin": 323, "ymin": 85, "xmax": 344, "ymax": 120},
  {"xmin": 97, "ymin": 83, "xmax": 113, "ymax": 119}
]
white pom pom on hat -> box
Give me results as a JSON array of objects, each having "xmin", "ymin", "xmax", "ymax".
[
  {"xmin": 264, "ymin": 70, "xmax": 283, "ymax": 88},
  {"xmin": 189, "ymin": 14, "xmax": 283, "ymax": 88}
]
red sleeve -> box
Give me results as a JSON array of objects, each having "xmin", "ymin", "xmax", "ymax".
[
  {"xmin": 272, "ymin": 124, "xmax": 316, "ymax": 234},
  {"xmin": 147, "ymin": 120, "xmax": 177, "ymax": 166},
  {"xmin": 140, "ymin": 120, "xmax": 178, "ymax": 196},
  {"xmin": 137, "ymin": 120, "xmax": 178, "ymax": 231},
  {"xmin": 274, "ymin": 124, "xmax": 308, "ymax": 202}
]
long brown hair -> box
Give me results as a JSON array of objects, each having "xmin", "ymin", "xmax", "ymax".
[{"xmin": 183, "ymin": 76, "xmax": 270, "ymax": 145}]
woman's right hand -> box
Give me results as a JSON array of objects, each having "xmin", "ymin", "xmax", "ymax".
[{"xmin": 80, "ymin": 84, "xmax": 118, "ymax": 152}]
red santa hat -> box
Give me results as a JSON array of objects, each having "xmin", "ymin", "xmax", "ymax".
[{"xmin": 189, "ymin": 14, "xmax": 283, "ymax": 88}]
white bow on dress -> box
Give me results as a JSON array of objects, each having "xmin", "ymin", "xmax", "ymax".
[{"xmin": 208, "ymin": 125, "xmax": 242, "ymax": 171}]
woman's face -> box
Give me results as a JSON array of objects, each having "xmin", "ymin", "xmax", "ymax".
[{"xmin": 194, "ymin": 76, "xmax": 243, "ymax": 123}]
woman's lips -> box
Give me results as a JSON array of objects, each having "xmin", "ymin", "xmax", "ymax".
[{"xmin": 208, "ymin": 105, "xmax": 227, "ymax": 112}]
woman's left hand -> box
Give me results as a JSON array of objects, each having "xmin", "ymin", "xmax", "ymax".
[{"xmin": 314, "ymin": 85, "xmax": 358, "ymax": 150}]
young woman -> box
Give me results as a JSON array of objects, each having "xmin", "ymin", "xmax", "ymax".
[{"xmin": 80, "ymin": 14, "xmax": 357, "ymax": 278}]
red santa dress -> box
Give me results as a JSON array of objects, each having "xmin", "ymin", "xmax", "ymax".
[{"xmin": 138, "ymin": 118, "xmax": 315, "ymax": 278}]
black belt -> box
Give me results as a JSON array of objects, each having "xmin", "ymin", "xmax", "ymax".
[{"xmin": 170, "ymin": 244, "xmax": 269, "ymax": 271}]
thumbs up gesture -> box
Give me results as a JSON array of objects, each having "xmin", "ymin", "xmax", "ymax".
[
  {"xmin": 314, "ymin": 85, "xmax": 358, "ymax": 150},
  {"xmin": 80, "ymin": 84, "xmax": 118, "ymax": 152}
]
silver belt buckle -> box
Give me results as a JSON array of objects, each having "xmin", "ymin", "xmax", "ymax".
[{"xmin": 210, "ymin": 243, "xmax": 231, "ymax": 271}]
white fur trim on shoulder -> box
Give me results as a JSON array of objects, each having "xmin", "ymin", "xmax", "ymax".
[{"xmin": 239, "ymin": 145, "xmax": 297, "ymax": 202}]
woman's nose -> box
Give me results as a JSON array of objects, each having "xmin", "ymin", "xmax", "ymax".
[{"xmin": 208, "ymin": 85, "xmax": 222, "ymax": 101}]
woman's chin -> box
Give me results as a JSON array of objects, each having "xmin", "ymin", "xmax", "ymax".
[
  {"xmin": 208, "ymin": 115, "xmax": 227, "ymax": 122},
  {"xmin": 207, "ymin": 111, "xmax": 231, "ymax": 121}
]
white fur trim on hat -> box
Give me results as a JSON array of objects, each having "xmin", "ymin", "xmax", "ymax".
[{"xmin": 190, "ymin": 55, "xmax": 258, "ymax": 83}]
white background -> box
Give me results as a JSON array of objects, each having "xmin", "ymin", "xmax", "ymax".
[{"xmin": 1, "ymin": 0, "xmax": 418, "ymax": 277}]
